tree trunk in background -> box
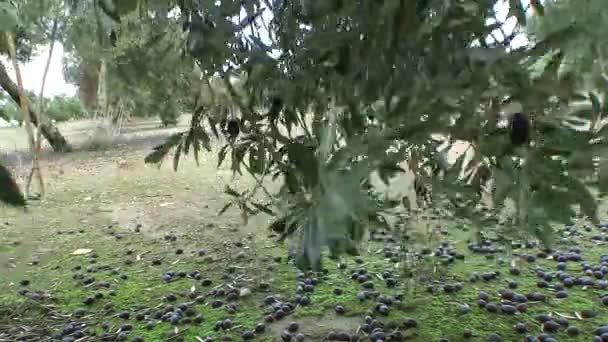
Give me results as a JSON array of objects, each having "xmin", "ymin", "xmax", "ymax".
[
  {"xmin": 78, "ymin": 57, "xmax": 101, "ymax": 112},
  {"xmin": 0, "ymin": 61, "xmax": 72, "ymax": 152},
  {"xmin": 96, "ymin": 59, "xmax": 108, "ymax": 115}
]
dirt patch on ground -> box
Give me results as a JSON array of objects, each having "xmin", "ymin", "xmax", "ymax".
[{"xmin": 272, "ymin": 311, "xmax": 363, "ymax": 340}]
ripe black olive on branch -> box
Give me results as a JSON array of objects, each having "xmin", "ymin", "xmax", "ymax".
[
  {"xmin": 109, "ymin": 30, "xmax": 117, "ymax": 47},
  {"xmin": 268, "ymin": 96, "xmax": 283, "ymax": 122},
  {"xmin": 509, "ymin": 112, "xmax": 530, "ymax": 147},
  {"xmin": 225, "ymin": 119, "xmax": 240, "ymax": 139},
  {"xmin": 220, "ymin": 118, "xmax": 241, "ymax": 139},
  {"xmin": 335, "ymin": 45, "xmax": 350, "ymax": 75}
]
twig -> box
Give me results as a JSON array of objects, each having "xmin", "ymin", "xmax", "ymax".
[
  {"xmin": 27, "ymin": 16, "xmax": 59, "ymax": 198},
  {"xmin": 166, "ymin": 327, "xmax": 189, "ymax": 340},
  {"xmin": 241, "ymin": 160, "xmax": 273, "ymax": 200}
]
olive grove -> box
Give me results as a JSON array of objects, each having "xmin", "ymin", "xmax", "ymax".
[{"xmin": 1, "ymin": 0, "xmax": 607, "ymax": 270}]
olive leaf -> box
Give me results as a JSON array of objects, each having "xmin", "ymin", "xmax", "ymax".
[{"xmin": 144, "ymin": 133, "xmax": 184, "ymax": 166}]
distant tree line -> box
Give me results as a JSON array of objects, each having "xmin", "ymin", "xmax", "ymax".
[{"xmin": 0, "ymin": 91, "xmax": 85, "ymax": 124}]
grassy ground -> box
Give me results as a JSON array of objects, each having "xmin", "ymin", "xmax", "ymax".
[{"xmin": 1, "ymin": 117, "xmax": 608, "ymax": 341}]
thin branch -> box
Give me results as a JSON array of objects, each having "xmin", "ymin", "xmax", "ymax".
[
  {"xmin": 242, "ymin": 157, "xmax": 273, "ymax": 201},
  {"xmin": 26, "ymin": 16, "xmax": 60, "ymax": 197},
  {"xmin": 5, "ymin": 32, "xmax": 39, "ymax": 199}
]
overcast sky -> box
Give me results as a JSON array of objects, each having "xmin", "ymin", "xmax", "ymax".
[
  {"xmin": 0, "ymin": 42, "xmax": 75, "ymax": 98},
  {"xmin": 3, "ymin": 0, "xmax": 528, "ymax": 99}
]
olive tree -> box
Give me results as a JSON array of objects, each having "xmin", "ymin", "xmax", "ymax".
[
  {"xmin": 0, "ymin": 0, "xmax": 72, "ymax": 152},
  {"xmin": 61, "ymin": 0, "xmax": 607, "ymax": 270},
  {"xmin": 527, "ymin": 0, "xmax": 608, "ymax": 188}
]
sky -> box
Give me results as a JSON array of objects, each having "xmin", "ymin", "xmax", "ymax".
[
  {"xmin": 1, "ymin": 43, "xmax": 76, "ymax": 98},
  {"xmin": 2, "ymin": 0, "xmax": 528, "ymax": 99}
]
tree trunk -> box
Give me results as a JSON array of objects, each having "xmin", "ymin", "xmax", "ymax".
[
  {"xmin": 78, "ymin": 57, "xmax": 101, "ymax": 112},
  {"xmin": 0, "ymin": 61, "xmax": 72, "ymax": 152},
  {"xmin": 97, "ymin": 58, "xmax": 108, "ymax": 115}
]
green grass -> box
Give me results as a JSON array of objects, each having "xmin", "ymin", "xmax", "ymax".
[
  {"xmin": 0, "ymin": 210, "xmax": 608, "ymax": 341},
  {"xmin": 3, "ymin": 199, "xmax": 608, "ymax": 341}
]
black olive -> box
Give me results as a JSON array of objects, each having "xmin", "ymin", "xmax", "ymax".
[
  {"xmin": 509, "ymin": 112, "xmax": 530, "ymax": 146},
  {"xmin": 581, "ymin": 309, "xmax": 596, "ymax": 318},
  {"xmin": 254, "ymin": 323, "xmax": 265, "ymax": 333},
  {"xmin": 280, "ymin": 331, "xmax": 292, "ymax": 342},
  {"xmin": 268, "ymin": 97, "xmax": 283, "ymax": 121},
  {"xmin": 500, "ymin": 305, "xmax": 517, "ymax": 315},
  {"xmin": 499, "ymin": 289, "xmax": 513, "ymax": 300},
  {"xmin": 73, "ymin": 308, "xmax": 87, "ymax": 317},
  {"xmin": 513, "ymin": 322, "xmax": 527, "ymax": 334},
  {"xmin": 241, "ymin": 330, "xmax": 255, "ymax": 340},
  {"xmin": 542, "ymin": 320, "xmax": 560, "ymax": 333},
  {"xmin": 109, "ymin": 30, "xmax": 118, "ymax": 47},
  {"xmin": 486, "ymin": 332, "xmax": 501, "ymax": 342},
  {"xmin": 556, "ymin": 317, "xmax": 569, "ymax": 327},
  {"xmin": 226, "ymin": 119, "xmax": 240, "ymax": 138},
  {"xmin": 566, "ymin": 326, "xmax": 580, "ymax": 336},
  {"xmin": 273, "ymin": 309, "xmax": 286, "ymax": 320},
  {"xmin": 222, "ymin": 319, "xmax": 233, "ymax": 329},
  {"xmin": 119, "ymin": 324, "xmax": 132, "ymax": 331},
  {"xmin": 83, "ymin": 296, "xmax": 95, "ymax": 305},
  {"xmin": 555, "ymin": 291, "xmax": 568, "ymax": 298},
  {"xmin": 287, "ymin": 322, "xmax": 299, "ymax": 332}
]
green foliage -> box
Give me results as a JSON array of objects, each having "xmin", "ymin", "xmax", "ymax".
[
  {"xmin": 527, "ymin": 0, "xmax": 608, "ymax": 91},
  {"xmin": 62, "ymin": 0, "xmax": 608, "ymax": 270},
  {"xmin": 0, "ymin": 0, "xmax": 67, "ymax": 62},
  {"xmin": 0, "ymin": 101, "xmax": 20, "ymax": 122},
  {"xmin": 1, "ymin": 91, "xmax": 18, "ymax": 121},
  {"xmin": 44, "ymin": 95, "xmax": 86, "ymax": 122},
  {"xmin": 0, "ymin": 0, "xmax": 19, "ymax": 32},
  {"xmin": 1, "ymin": 92, "xmax": 85, "ymax": 122},
  {"xmin": 62, "ymin": 1, "xmax": 201, "ymax": 123}
]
